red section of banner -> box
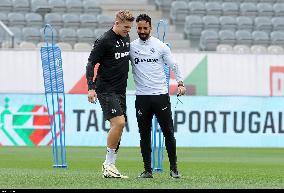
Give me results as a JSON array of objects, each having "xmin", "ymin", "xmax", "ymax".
[
  {"xmin": 33, "ymin": 105, "xmax": 48, "ymax": 113},
  {"xmin": 269, "ymin": 66, "xmax": 284, "ymax": 96},
  {"xmin": 47, "ymin": 127, "xmax": 65, "ymax": 146},
  {"xmin": 32, "ymin": 105, "xmax": 41, "ymax": 112},
  {"xmin": 33, "ymin": 115, "xmax": 50, "ymax": 126},
  {"xmin": 30, "ymin": 128, "xmax": 50, "ymax": 145},
  {"xmin": 43, "ymin": 106, "xmax": 48, "ymax": 112},
  {"xmin": 170, "ymin": 69, "xmax": 174, "ymax": 79},
  {"xmin": 69, "ymin": 64, "xmax": 100, "ymax": 94}
]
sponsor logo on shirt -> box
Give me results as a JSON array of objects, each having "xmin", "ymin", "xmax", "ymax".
[
  {"xmin": 134, "ymin": 58, "xmax": 159, "ymax": 64},
  {"xmin": 115, "ymin": 52, "xmax": 129, "ymax": 59}
]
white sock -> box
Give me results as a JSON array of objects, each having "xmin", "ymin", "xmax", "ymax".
[
  {"xmin": 105, "ymin": 147, "xmax": 116, "ymax": 165},
  {"xmin": 112, "ymin": 151, "xmax": 117, "ymax": 165}
]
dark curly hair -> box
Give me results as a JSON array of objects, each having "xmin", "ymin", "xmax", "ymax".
[{"xmin": 136, "ymin": 14, "xmax": 151, "ymax": 27}]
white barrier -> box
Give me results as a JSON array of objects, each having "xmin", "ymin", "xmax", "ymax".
[{"xmin": 1, "ymin": 50, "xmax": 284, "ymax": 96}]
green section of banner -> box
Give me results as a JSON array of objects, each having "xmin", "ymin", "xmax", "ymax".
[
  {"xmin": 184, "ymin": 56, "xmax": 208, "ymax": 95},
  {"xmin": 13, "ymin": 115, "xmax": 31, "ymax": 126},
  {"xmin": 18, "ymin": 105, "xmax": 34, "ymax": 112},
  {"xmin": 13, "ymin": 105, "xmax": 34, "ymax": 126},
  {"xmin": 1, "ymin": 103, "xmax": 18, "ymax": 145},
  {"xmin": 14, "ymin": 128, "xmax": 34, "ymax": 146}
]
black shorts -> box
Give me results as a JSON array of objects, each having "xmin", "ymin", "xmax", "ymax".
[
  {"xmin": 135, "ymin": 94, "xmax": 174, "ymax": 133},
  {"xmin": 97, "ymin": 93, "xmax": 127, "ymax": 122}
]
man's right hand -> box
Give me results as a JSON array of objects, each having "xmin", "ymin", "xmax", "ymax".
[{"xmin": 88, "ymin": 89, "xmax": 97, "ymax": 104}]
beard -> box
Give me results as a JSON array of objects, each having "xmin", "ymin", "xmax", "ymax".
[{"xmin": 138, "ymin": 33, "xmax": 150, "ymax": 41}]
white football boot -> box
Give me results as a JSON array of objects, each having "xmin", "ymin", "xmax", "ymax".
[{"xmin": 102, "ymin": 162, "xmax": 129, "ymax": 179}]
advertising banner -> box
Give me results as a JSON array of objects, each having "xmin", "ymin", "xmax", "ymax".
[{"xmin": 1, "ymin": 94, "xmax": 283, "ymax": 147}]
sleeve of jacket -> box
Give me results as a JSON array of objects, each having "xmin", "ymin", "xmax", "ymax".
[
  {"xmin": 161, "ymin": 43, "xmax": 183, "ymax": 83},
  {"xmin": 86, "ymin": 38, "xmax": 106, "ymax": 90}
]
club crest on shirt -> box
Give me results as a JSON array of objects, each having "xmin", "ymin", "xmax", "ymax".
[
  {"xmin": 150, "ymin": 48, "xmax": 155, "ymax": 54},
  {"xmin": 120, "ymin": 39, "xmax": 125, "ymax": 47},
  {"xmin": 116, "ymin": 40, "xmax": 129, "ymax": 48},
  {"xmin": 116, "ymin": 41, "xmax": 120, "ymax": 47}
]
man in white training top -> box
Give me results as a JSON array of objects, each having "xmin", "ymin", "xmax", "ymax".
[{"xmin": 130, "ymin": 14, "xmax": 186, "ymax": 178}]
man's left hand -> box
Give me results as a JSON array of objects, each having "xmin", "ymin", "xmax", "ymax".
[{"xmin": 177, "ymin": 85, "xmax": 186, "ymax": 96}]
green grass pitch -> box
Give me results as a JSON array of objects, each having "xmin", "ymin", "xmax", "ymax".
[{"xmin": 0, "ymin": 147, "xmax": 284, "ymax": 189}]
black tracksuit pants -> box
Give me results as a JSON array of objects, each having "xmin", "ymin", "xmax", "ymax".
[{"xmin": 135, "ymin": 94, "xmax": 178, "ymax": 172}]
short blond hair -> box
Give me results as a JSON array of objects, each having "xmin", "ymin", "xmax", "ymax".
[{"xmin": 115, "ymin": 10, "xmax": 135, "ymax": 23}]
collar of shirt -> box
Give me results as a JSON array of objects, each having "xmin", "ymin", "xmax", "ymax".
[
  {"xmin": 138, "ymin": 36, "xmax": 152, "ymax": 45},
  {"xmin": 110, "ymin": 27, "xmax": 123, "ymax": 38}
]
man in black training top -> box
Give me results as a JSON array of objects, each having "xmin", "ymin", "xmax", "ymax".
[{"xmin": 86, "ymin": 10, "xmax": 135, "ymax": 179}]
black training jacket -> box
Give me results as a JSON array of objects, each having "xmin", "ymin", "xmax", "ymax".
[{"xmin": 86, "ymin": 28, "xmax": 130, "ymax": 94}]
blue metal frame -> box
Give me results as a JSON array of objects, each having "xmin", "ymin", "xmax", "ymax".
[
  {"xmin": 40, "ymin": 24, "xmax": 67, "ymax": 168},
  {"xmin": 151, "ymin": 20, "xmax": 170, "ymax": 172}
]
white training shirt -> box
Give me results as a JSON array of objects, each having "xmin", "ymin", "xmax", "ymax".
[{"xmin": 130, "ymin": 36, "xmax": 183, "ymax": 95}]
